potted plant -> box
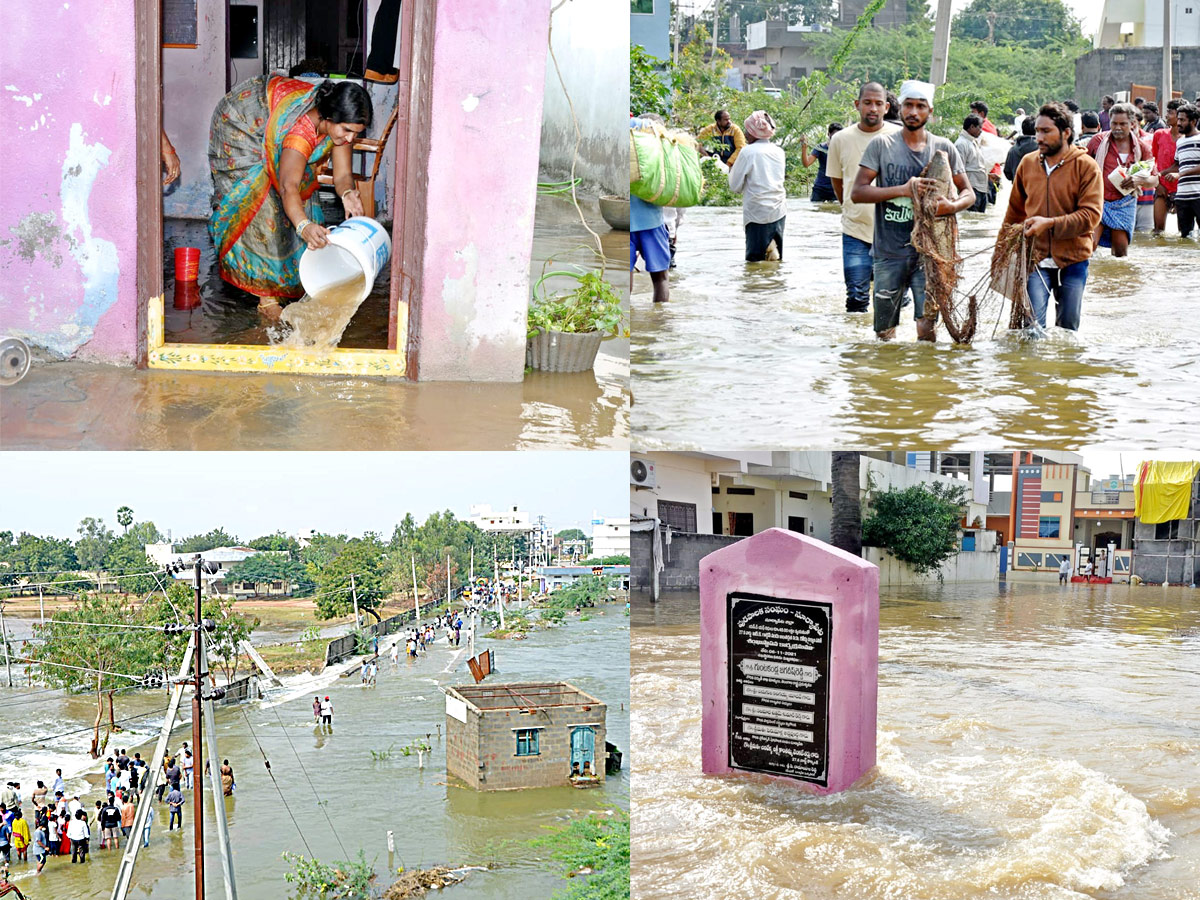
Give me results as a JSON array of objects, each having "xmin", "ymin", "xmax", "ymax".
[{"xmin": 526, "ymin": 267, "xmax": 624, "ymax": 373}]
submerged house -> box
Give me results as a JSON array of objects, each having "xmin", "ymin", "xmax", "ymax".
[{"xmin": 445, "ymin": 682, "xmax": 606, "ymax": 790}]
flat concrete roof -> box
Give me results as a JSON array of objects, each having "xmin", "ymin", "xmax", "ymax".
[{"xmin": 448, "ymin": 681, "xmax": 603, "ymax": 712}]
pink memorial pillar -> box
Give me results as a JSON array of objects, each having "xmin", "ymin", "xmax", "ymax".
[{"xmin": 700, "ymin": 528, "xmax": 879, "ymax": 794}]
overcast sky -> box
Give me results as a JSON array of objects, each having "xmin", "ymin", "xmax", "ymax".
[
  {"xmin": 0, "ymin": 452, "xmax": 627, "ymax": 541},
  {"xmin": 1081, "ymin": 449, "xmax": 1197, "ymax": 480}
]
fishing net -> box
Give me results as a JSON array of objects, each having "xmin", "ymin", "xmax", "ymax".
[{"xmin": 909, "ymin": 155, "xmax": 1037, "ymax": 344}]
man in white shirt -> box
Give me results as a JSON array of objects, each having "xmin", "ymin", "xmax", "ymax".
[
  {"xmin": 826, "ymin": 82, "xmax": 901, "ymax": 312},
  {"xmin": 728, "ymin": 110, "xmax": 787, "ymax": 261},
  {"xmin": 956, "ymin": 115, "xmax": 990, "ymax": 212}
]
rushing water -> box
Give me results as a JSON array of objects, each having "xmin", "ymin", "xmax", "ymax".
[
  {"xmin": 275, "ymin": 274, "xmax": 370, "ymax": 349},
  {"xmin": 631, "ymin": 196, "xmax": 1200, "ymax": 448},
  {"xmin": 0, "ymin": 609, "xmax": 628, "ymax": 898},
  {"xmin": 631, "ymin": 583, "xmax": 1200, "ymax": 900}
]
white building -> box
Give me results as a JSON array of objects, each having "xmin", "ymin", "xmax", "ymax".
[
  {"xmin": 591, "ymin": 516, "xmax": 630, "ymax": 558},
  {"xmin": 468, "ymin": 504, "xmax": 533, "ymax": 533},
  {"xmin": 1097, "ymin": 0, "xmax": 1200, "ymax": 47}
]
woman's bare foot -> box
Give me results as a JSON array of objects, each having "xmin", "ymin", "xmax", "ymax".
[{"xmin": 258, "ymin": 297, "xmax": 285, "ymax": 322}]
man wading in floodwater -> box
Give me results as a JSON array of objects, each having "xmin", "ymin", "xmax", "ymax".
[
  {"xmin": 1087, "ymin": 102, "xmax": 1154, "ymax": 258},
  {"xmin": 999, "ymin": 102, "xmax": 1102, "ymax": 332},
  {"xmin": 851, "ymin": 80, "xmax": 974, "ymax": 341}
]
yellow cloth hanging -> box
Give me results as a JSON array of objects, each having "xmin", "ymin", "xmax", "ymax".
[{"xmin": 1134, "ymin": 460, "xmax": 1200, "ymax": 524}]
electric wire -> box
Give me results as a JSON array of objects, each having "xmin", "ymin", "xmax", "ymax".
[
  {"xmin": 10, "ymin": 655, "xmax": 150, "ymax": 682},
  {"xmin": 235, "ymin": 704, "xmax": 314, "ymax": 857},
  {"xmin": 0, "ymin": 704, "xmax": 173, "ymax": 754},
  {"xmin": 265, "ymin": 700, "xmax": 350, "ymax": 859}
]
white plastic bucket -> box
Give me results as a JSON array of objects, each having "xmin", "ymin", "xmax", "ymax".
[{"xmin": 298, "ymin": 216, "xmax": 391, "ymax": 302}]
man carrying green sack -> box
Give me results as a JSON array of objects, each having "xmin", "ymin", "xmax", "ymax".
[{"xmin": 630, "ymin": 116, "xmax": 671, "ymax": 303}]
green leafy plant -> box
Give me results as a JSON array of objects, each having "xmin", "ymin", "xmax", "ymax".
[
  {"xmin": 533, "ymin": 808, "xmax": 629, "ymax": 900},
  {"xmin": 630, "ymin": 42, "xmax": 671, "ymax": 118},
  {"xmin": 528, "ymin": 269, "xmax": 625, "ymax": 339},
  {"xmin": 283, "ymin": 851, "xmax": 375, "ymax": 900},
  {"xmin": 369, "ymin": 743, "xmax": 396, "ymax": 762},
  {"xmin": 861, "ymin": 482, "xmax": 970, "ymax": 577}
]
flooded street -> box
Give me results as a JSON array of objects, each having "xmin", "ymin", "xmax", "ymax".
[
  {"xmin": 0, "ymin": 609, "xmax": 628, "ymax": 899},
  {"xmin": 632, "ymin": 196, "xmax": 1200, "ymax": 448},
  {"xmin": 631, "ymin": 583, "xmax": 1200, "ymax": 900}
]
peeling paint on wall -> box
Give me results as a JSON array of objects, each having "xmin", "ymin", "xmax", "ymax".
[{"xmin": 7, "ymin": 213, "xmax": 66, "ymax": 266}]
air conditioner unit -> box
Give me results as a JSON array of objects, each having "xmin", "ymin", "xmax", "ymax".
[{"xmin": 630, "ymin": 458, "xmax": 657, "ymax": 489}]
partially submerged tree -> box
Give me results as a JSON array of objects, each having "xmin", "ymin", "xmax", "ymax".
[{"xmin": 32, "ymin": 596, "xmax": 167, "ymax": 757}]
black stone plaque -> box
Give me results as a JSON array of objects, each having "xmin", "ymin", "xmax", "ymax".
[{"xmin": 727, "ymin": 591, "xmax": 831, "ymax": 786}]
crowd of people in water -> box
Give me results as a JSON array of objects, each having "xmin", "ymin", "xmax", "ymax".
[
  {"xmin": 0, "ymin": 592, "xmax": 501, "ymax": 893},
  {"xmin": 632, "ymin": 83, "xmax": 1199, "ymax": 341}
]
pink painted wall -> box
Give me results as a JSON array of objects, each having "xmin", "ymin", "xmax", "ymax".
[
  {"xmin": 0, "ymin": 1, "xmax": 139, "ymax": 363},
  {"xmin": 413, "ymin": 0, "xmax": 551, "ymax": 382},
  {"xmin": 699, "ymin": 528, "xmax": 880, "ymax": 795}
]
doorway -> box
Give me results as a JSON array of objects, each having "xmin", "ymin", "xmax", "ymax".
[
  {"xmin": 137, "ymin": 0, "xmax": 427, "ymax": 377},
  {"xmin": 570, "ymin": 726, "xmax": 596, "ymax": 778}
]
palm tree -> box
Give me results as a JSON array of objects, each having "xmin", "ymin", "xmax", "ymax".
[
  {"xmin": 116, "ymin": 506, "xmax": 134, "ymax": 533},
  {"xmin": 830, "ymin": 453, "xmax": 862, "ymax": 557}
]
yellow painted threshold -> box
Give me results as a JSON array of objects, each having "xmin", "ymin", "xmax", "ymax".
[{"xmin": 146, "ymin": 295, "xmax": 407, "ymax": 376}]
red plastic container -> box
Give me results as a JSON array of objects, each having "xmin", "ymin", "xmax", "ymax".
[
  {"xmin": 173, "ymin": 280, "xmax": 202, "ymax": 310},
  {"xmin": 174, "ymin": 246, "xmax": 201, "ymax": 282}
]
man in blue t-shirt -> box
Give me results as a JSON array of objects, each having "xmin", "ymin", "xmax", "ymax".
[
  {"xmin": 630, "ymin": 116, "xmax": 671, "ymax": 303},
  {"xmin": 801, "ymin": 122, "xmax": 844, "ymax": 202}
]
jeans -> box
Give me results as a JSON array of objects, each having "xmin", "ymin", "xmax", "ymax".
[
  {"xmin": 169, "ymin": 809, "xmax": 182, "ymax": 830},
  {"xmin": 143, "ymin": 825, "xmax": 152, "ymax": 847},
  {"xmin": 744, "ymin": 217, "xmax": 785, "ymax": 261},
  {"xmin": 872, "ymin": 254, "xmax": 928, "ymax": 333},
  {"xmin": 1177, "ymin": 196, "xmax": 1200, "ymax": 238},
  {"xmin": 842, "ymin": 234, "xmax": 873, "ymax": 312},
  {"xmin": 1026, "ymin": 259, "xmax": 1088, "ymax": 331}
]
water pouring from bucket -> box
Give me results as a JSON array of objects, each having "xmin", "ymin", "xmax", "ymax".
[{"xmin": 284, "ymin": 217, "xmax": 391, "ymax": 348}]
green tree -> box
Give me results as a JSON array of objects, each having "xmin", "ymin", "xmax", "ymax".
[
  {"xmin": 0, "ymin": 532, "xmax": 77, "ymax": 584},
  {"xmin": 103, "ymin": 537, "xmax": 158, "ymax": 594},
  {"xmin": 310, "ymin": 538, "xmax": 386, "ymax": 620},
  {"xmin": 202, "ymin": 594, "xmax": 258, "ymax": 683},
  {"xmin": 952, "ymin": 0, "xmax": 1082, "ymax": 49},
  {"xmin": 631, "ymin": 42, "xmax": 672, "ymax": 119},
  {"xmin": 116, "ymin": 506, "xmax": 134, "ymax": 533},
  {"xmin": 862, "ymin": 481, "xmax": 970, "ymax": 576},
  {"xmin": 175, "ymin": 528, "xmax": 240, "ymax": 553},
  {"xmin": 247, "ymin": 532, "xmax": 302, "ymax": 558},
  {"xmin": 556, "ymin": 528, "xmax": 587, "ymax": 542},
  {"xmin": 33, "ymin": 596, "xmax": 168, "ymax": 757},
  {"xmin": 224, "ymin": 553, "xmax": 311, "ymax": 597},
  {"xmin": 75, "ymin": 517, "xmax": 115, "ymax": 572}
]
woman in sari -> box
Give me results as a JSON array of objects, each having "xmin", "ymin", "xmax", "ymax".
[{"xmin": 208, "ymin": 77, "xmax": 373, "ymax": 316}]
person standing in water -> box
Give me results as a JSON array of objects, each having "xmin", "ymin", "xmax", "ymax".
[
  {"xmin": 728, "ymin": 110, "xmax": 787, "ymax": 262},
  {"xmin": 800, "ymin": 122, "xmax": 843, "ymax": 202},
  {"xmin": 851, "ymin": 80, "xmax": 974, "ymax": 341}
]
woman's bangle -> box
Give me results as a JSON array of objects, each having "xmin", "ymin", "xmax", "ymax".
[
  {"xmin": 295, "ymin": 218, "xmax": 312, "ymax": 235},
  {"xmin": 341, "ymin": 188, "xmax": 356, "ymax": 200}
]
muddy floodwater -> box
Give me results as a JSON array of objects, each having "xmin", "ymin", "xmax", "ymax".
[
  {"xmin": 631, "ymin": 583, "xmax": 1200, "ymax": 900},
  {"xmin": 632, "ymin": 196, "xmax": 1200, "ymax": 448},
  {"xmin": 0, "ymin": 610, "xmax": 628, "ymax": 899}
]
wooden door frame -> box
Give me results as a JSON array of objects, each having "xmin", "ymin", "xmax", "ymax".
[{"xmin": 136, "ymin": 0, "xmax": 429, "ymax": 376}]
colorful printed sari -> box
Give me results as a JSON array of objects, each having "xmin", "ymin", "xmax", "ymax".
[{"xmin": 208, "ymin": 76, "xmax": 333, "ymax": 299}]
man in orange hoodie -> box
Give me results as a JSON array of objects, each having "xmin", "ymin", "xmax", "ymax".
[{"xmin": 1000, "ymin": 101, "xmax": 1103, "ymax": 332}]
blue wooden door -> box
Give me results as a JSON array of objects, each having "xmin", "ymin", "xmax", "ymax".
[{"xmin": 571, "ymin": 726, "xmax": 595, "ymax": 774}]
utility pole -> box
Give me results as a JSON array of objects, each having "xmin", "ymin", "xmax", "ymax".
[
  {"xmin": 1164, "ymin": 0, "xmax": 1173, "ymax": 104},
  {"xmin": 712, "ymin": 0, "xmax": 719, "ymax": 54},
  {"xmin": 350, "ymin": 573, "xmax": 360, "ymax": 629},
  {"xmin": 0, "ymin": 601, "xmax": 12, "ymax": 688},
  {"xmin": 38, "ymin": 582, "xmax": 44, "ymax": 626},
  {"xmin": 673, "ymin": 0, "xmax": 681, "ymax": 65},
  {"xmin": 930, "ymin": 0, "xmax": 952, "ymax": 86},
  {"xmin": 445, "ymin": 553, "xmax": 451, "ymax": 610},
  {"xmin": 410, "ymin": 555, "xmax": 420, "ymax": 619},
  {"xmin": 494, "ymin": 549, "xmax": 504, "ymax": 631},
  {"xmin": 191, "ymin": 558, "xmax": 205, "ymax": 900},
  {"xmin": 198, "ymin": 633, "xmax": 238, "ymax": 900}
]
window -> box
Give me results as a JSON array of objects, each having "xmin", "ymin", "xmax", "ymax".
[
  {"xmin": 1155, "ymin": 520, "xmax": 1181, "ymax": 540},
  {"xmin": 712, "ymin": 486, "xmax": 720, "ymax": 494},
  {"xmin": 725, "ymin": 487, "xmax": 755, "ymax": 495},
  {"xmin": 730, "ymin": 512, "xmax": 754, "ymax": 536},
  {"xmin": 631, "ymin": 0, "xmax": 654, "ymax": 13},
  {"xmin": 790, "ymin": 66, "xmax": 807, "ymax": 78},
  {"xmin": 789, "ymin": 491, "xmax": 808, "ymax": 500},
  {"xmin": 787, "ymin": 516, "xmax": 807, "ymax": 534},
  {"xmin": 515, "ymin": 729, "xmax": 540, "ymax": 756},
  {"xmin": 1040, "ymin": 491, "xmax": 1063, "ymax": 502},
  {"xmin": 713, "ymin": 512, "xmax": 724, "ymax": 534},
  {"xmin": 1038, "ymin": 517, "xmax": 1060, "ymax": 538},
  {"xmin": 658, "ymin": 500, "xmax": 698, "ymax": 533}
]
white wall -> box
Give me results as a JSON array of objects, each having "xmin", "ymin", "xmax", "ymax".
[
  {"xmin": 164, "ymin": 0, "xmax": 235, "ymax": 218},
  {"xmin": 538, "ymin": 0, "xmax": 629, "ymax": 195},
  {"xmin": 864, "ymin": 547, "xmax": 1000, "ymax": 586},
  {"xmin": 631, "ymin": 454, "xmax": 715, "ymax": 533}
]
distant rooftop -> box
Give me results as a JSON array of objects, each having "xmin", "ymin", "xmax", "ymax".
[{"xmin": 449, "ymin": 682, "xmax": 602, "ymax": 712}]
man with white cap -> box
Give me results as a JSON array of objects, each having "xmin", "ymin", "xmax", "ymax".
[
  {"xmin": 728, "ymin": 110, "xmax": 787, "ymax": 261},
  {"xmin": 851, "ymin": 79, "xmax": 975, "ymax": 341}
]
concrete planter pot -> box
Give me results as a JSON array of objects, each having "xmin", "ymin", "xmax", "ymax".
[
  {"xmin": 526, "ymin": 329, "xmax": 604, "ymax": 373},
  {"xmin": 599, "ymin": 195, "xmax": 630, "ymax": 231}
]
